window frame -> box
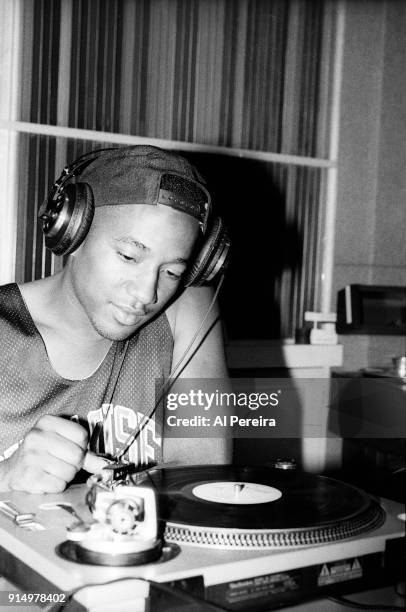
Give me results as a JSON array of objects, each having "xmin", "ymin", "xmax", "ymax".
[{"xmin": 0, "ymin": 0, "xmax": 345, "ymax": 317}]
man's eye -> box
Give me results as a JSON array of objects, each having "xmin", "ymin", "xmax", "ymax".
[
  {"xmin": 164, "ymin": 268, "xmax": 183, "ymax": 281},
  {"xmin": 118, "ymin": 251, "xmax": 137, "ymax": 262}
]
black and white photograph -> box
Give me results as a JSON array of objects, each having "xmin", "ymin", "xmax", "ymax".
[{"xmin": 0, "ymin": 0, "xmax": 405, "ymax": 610}]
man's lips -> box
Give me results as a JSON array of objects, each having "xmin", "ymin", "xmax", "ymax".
[{"xmin": 111, "ymin": 303, "xmax": 147, "ymax": 325}]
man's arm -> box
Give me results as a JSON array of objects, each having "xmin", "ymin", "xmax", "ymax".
[{"xmin": 163, "ymin": 285, "xmax": 232, "ymax": 465}]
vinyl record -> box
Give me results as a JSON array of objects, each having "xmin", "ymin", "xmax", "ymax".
[{"xmin": 147, "ymin": 466, "xmax": 385, "ymax": 548}]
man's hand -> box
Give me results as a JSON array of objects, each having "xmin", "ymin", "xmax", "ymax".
[{"xmin": 0, "ymin": 415, "xmax": 88, "ymax": 494}]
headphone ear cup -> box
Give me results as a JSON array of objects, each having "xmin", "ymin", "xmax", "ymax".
[
  {"xmin": 43, "ymin": 182, "xmax": 94, "ymax": 256},
  {"xmin": 185, "ymin": 217, "xmax": 231, "ymax": 287}
]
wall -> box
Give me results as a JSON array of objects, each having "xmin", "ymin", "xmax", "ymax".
[{"xmin": 333, "ymin": 0, "xmax": 406, "ymax": 371}]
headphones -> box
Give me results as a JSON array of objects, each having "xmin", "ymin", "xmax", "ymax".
[{"xmin": 38, "ymin": 148, "xmax": 230, "ymax": 286}]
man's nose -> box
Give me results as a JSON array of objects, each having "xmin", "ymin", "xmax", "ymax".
[{"xmin": 125, "ymin": 268, "xmax": 158, "ymax": 308}]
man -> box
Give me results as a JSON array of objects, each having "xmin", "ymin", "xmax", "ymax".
[{"xmin": 0, "ymin": 146, "xmax": 230, "ymax": 494}]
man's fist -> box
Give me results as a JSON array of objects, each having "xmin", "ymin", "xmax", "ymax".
[{"xmin": 0, "ymin": 415, "xmax": 88, "ymax": 494}]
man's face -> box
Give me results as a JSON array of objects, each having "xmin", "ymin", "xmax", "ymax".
[{"xmin": 68, "ymin": 204, "xmax": 199, "ymax": 340}]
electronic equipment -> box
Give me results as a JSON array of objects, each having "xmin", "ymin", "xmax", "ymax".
[
  {"xmin": 64, "ymin": 484, "xmax": 161, "ymax": 566},
  {"xmin": 59, "ymin": 463, "xmax": 161, "ymax": 566},
  {"xmin": 337, "ymin": 284, "xmax": 406, "ymax": 335},
  {"xmin": 0, "ymin": 465, "xmax": 404, "ymax": 611},
  {"xmin": 38, "ymin": 147, "xmax": 231, "ymax": 286}
]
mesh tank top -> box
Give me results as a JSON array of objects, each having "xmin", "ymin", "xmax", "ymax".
[{"xmin": 0, "ymin": 283, "xmax": 173, "ymax": 465}]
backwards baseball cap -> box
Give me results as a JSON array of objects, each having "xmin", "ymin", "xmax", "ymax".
[{"xmin": 77, "ymin": 145, "xmax": 211, "ymax": 230}]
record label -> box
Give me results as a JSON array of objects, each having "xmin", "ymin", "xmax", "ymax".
[{"xmin": 192, "ymin": 481, "xmax": 282, "ymax": 504}]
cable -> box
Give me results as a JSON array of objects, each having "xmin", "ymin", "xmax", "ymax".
[
  {"xmin": 328, "ymin": 595, "xmax": 405, "ymax": 611},
  {"xmin": 114, "ymin": 275, "xmax": 225, "ymax": 460},
  {"xmin": 43, "ymin": 574, "xmax": 230, "ymax": 612},
  {"xmin": 168, "ymin": 274, "xmax": 225, "ymax": 381}
]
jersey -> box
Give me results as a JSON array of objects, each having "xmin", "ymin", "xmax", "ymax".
[{"xmin": 0, "ymin": 283, "xmax": 173, "ymax": 465}]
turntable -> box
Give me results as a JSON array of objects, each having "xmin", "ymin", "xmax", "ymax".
[{"xmin": 0, "ymin": 465, "xmax": 404, "ymax": 611}]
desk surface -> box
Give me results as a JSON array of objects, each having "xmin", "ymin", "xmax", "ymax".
[
  {"xmin": 0, "ymin": 576, "xmax": 404, "ymax": 612},
  {"xmin": 0, "ymin": 485, "xmax": 404, "ymax": 612}
]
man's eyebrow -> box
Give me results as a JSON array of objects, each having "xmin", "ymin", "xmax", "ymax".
[
  {"xmin": 115, "ymin": 237, "xmax": 189, "ymax": 265},
  {"xmin": 115, "ymin": 237, "xmax": 149, "ymax": 252},
  {"xmin": 172, "ymin": 256, "xmax": 189, "ymax": 265}
]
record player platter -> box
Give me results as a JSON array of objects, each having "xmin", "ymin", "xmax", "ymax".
[{"xmin": 148, "ymin": 466, "xmax": 386, "ymax": 549}]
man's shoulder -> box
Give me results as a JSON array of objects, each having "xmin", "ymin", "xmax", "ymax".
[
  {"xmin": 165, "ymin": 285, "xmax": 217, "ymax": 343},
  {"xmin": 0, "ymin": 278, "xmax": 54, "ymax": 333},
  {"xmin": 18, "ymin": 277, "xmax": 53, "ymax": 304},
  {"xmin": 17, "ymin": 277, "xmax": 60, "ymax": 331}
]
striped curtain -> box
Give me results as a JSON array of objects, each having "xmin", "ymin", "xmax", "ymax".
[{"xmin": 16, "ymin": 0, "xmax": 334, "ymax": 339}]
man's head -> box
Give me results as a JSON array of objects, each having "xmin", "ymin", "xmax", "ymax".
[
  {"xmin": 68, "ymin": 201, "xmax": 199, "ymax": 340},
  {"xmin": 45, "ymin": 146, "xmax": 211, "ymax": 340}
]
